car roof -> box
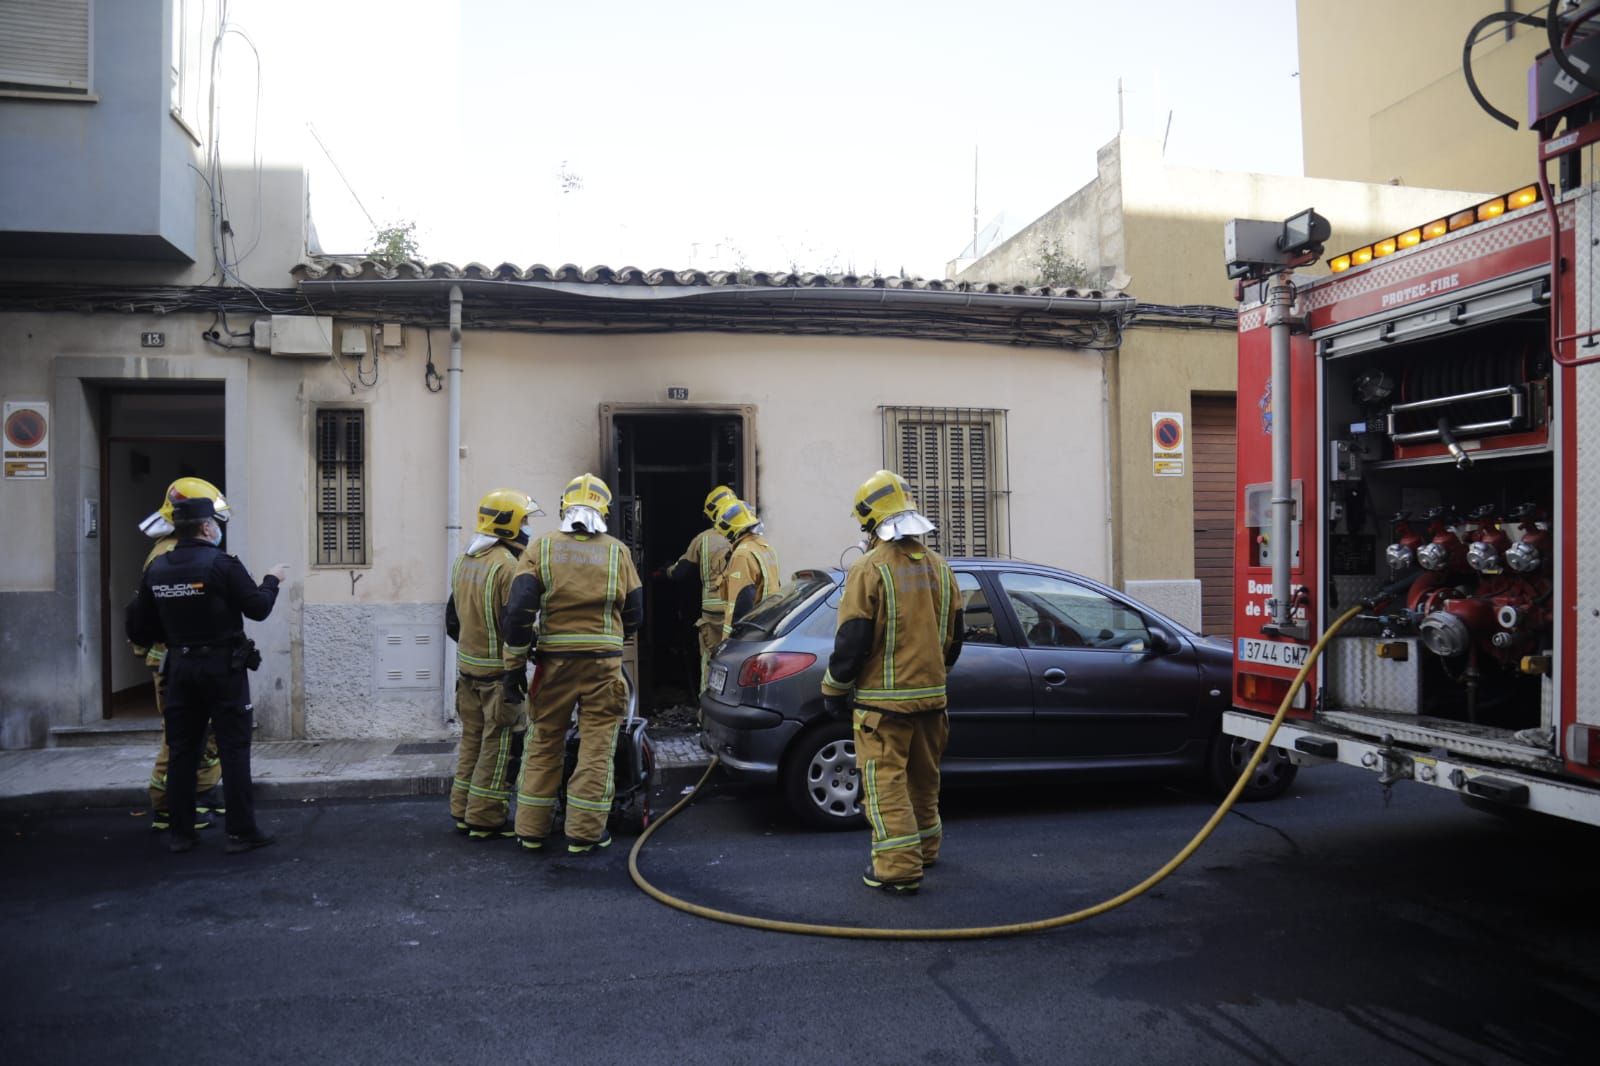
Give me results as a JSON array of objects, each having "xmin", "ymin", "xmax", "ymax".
[{"xmin": 809, "ymin": 555, "xmax": 1200, "ymax": 639}]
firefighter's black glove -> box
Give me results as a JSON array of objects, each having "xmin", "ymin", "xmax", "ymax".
[
  {"xmin": 502, "ymin": 669, "xmax": 529, "ymax": 706},
  {"xmin": 822, "ymin": 694, "xmax": 852, "ymax": 721}
]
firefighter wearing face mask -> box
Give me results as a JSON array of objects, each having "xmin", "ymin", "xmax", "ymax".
[
  {"xmin": 666, "ymin": 486, "xmax": 733, "ymax": 691},
  {"xmin": 715, "ymin": 497, "xmax": 781, "ymax": 638},
  {"xmin": 501, "ymin": 474, "xmax": 643, "ymax": 854},
  {"xmin": 132, "ymin": 478, "xmax": 227, "ymax": 832},
  {"xmin": 821, "ymin": 471, "xmax": 962, "ymax": 895},
  {"xmin": 445, "ymin": 488, "xmax": 543, "ymax": 839}
]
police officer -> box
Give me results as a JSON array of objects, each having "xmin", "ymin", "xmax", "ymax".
[
  {"xmin": 126, "ymin": 495, "xmax": 287, "ymax": 854},
  {"xmin": 665, "ymin": 485, "xmax": 733, "ymax": 692},
  {"xmin": 820, "ymin": 471, "xmax": 962, "ymax": 895},
  {"xmin": 501, "ymin": 474, "xmax": 642, "ymax": 854},
  {"xmin": 714, "ymin": 497, "xmax": 780, "ymax": 638},
  {"xmin": 445, "ymin": 488, "xmax": 542, "ymax": 839},
  {"xmin": 132, "ymin": 478, "xmax": 227, "ymax": 831}
]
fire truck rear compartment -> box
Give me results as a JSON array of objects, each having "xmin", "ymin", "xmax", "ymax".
[{"xmin": 1319, "ymin": 310, "xmax": 1554, "ymax": 751}]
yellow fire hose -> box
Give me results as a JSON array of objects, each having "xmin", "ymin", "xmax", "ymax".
[{"xmin": 629, "ymin": 604, "xmax": 1364, "ymax": 940}]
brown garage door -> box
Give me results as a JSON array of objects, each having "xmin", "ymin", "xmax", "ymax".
[{"xmin": 1191, "ymin": 395, "xmax": 1236, "ymax": 635}]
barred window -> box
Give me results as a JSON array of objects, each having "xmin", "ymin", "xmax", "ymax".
[
  {"xmin": 315, "ymin": 408, "xmax": 368, "ymax": 566},
  {"xmin": 880, "ymin": 406, "xmax": 1009, "ymax": 558}
]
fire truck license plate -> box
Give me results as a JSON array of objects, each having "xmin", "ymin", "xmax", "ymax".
[{"xmin": 1237, "ymin": 638, "xmax": 1310, "ymax": 669}]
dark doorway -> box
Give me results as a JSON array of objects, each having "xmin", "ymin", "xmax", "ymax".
[
  {"xmin": 606, "ymin": 409, "xmax": 750, "ymax": 711},
  {"xmin": 100, "ymin": 387, "xmax": 226, "ymax": 719}
]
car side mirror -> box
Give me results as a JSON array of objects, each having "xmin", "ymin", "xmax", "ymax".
[{"xmin": 1146, "ymin": 625, "xmax": 1176, "ymax": 656}]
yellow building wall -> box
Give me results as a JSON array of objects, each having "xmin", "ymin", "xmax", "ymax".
[
  {"xmin": 1298, "ymin": 0, "xmax": 1547, "ymax": 191},
  {"xmin": 1111, "ymin": 137, "xmax": 1489, "ymax": 584}
]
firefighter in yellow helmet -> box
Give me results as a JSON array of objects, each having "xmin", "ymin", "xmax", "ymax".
[
  {"xmin": 445, "ymin": 488, "xmax": 543, "ymax": 839},
  {"xmin": 714, "ymin": 497, "xmax": 781, "ymax": 638},
  {"xmin": 501, "ymin": 474, "xmax": 643, "ymax": 853},
  {"xmin": 131, "ymin": 478, "xmax": 228, "ymax": 832},
  {"xmin": 665, "ymin": 486, "xmax": 734, "ymax": 692},
  {"xmin": 820, "ymin": 471, "xmax": 962, "ymax": 895}
]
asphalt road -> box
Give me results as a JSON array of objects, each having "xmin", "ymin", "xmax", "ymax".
[{"xmin": 3, "ymin": 763, "xmax": 1598, "ymax": 1066}]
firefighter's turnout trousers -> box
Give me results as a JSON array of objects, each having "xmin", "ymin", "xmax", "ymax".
[
  {"xmin": 853, "ymin": 707, "xmax": 949, "ymax": 882},
  {"xmin": 447, "ymin": 540, "xmax": 523, "ymax": 829},
  {"xmin": 514, "ymin": 656, "xmax": 626, "ymax": 843},
  {"xmin": 452, "ymin": 674, "xmax": 522, "ymax": 828},
  {"xmin": 695, "ymin": 614, "xmax": 723, "ymax": 692}
]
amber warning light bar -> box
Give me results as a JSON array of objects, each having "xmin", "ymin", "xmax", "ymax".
[{"xmin": 1328, "ymin": 184, "xmax": 1541, "ymax": 274}]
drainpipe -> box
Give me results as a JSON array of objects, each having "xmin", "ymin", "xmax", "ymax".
[
  {"xmin": 443, "ymin": 285, "xmax": 463, "ymax": 722},
  {"xmin": 1100, "ymin": 353, "xmax": 1118, "ymax": 588}
]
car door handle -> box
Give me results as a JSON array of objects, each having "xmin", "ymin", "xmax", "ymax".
[{"xmin": 1042, "ymin": 668, "xmax": 1068, "ymax": 685}]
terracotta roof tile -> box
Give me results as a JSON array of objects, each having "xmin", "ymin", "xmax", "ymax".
[{"xmin": 292, "ymin": 256, "xmax": 1118, "ymax": 300}]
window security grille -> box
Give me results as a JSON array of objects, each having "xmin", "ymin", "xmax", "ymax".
[
  {"xmin": 880, "ymin": 406, "xmax": 1009, "ymax": 558},
  {"xmin": 315, "ymin": 409, "xmax": 367, "ymax": 566}
]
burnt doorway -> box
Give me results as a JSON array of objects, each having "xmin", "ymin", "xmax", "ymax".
[
  {"xmin": 101, "ymin": 387, "xmax": 226, "ymax": 719},
  {"xmin": 602, "ymin": 404, "xmax": 754, "ymax": 712}
]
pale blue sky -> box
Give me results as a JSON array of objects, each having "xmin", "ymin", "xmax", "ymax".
[{"xmin": 228, "ymin": 0, "xmax": 1303, "ymax": 276}]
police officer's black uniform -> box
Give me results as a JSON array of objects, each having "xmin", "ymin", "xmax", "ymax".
[{"xmin": 126, "ymin": 497, "xmax": 280, "ymax": 852}]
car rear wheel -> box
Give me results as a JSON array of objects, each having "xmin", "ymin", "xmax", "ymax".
[
  {"xmin": 1206, "ymin": 729, "xmax": 1298, "ymax": 801},
  {"xmin": 781, "ymin": 721, "xmax": 866, "ymax": 831}
]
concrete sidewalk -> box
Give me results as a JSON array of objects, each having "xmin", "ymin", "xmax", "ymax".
[{"xmin": 0, "ymin": 730, "xmax": 710, "ymax": 813}]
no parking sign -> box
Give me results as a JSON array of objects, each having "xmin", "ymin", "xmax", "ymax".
[
  {"xmin": 1152, "ymin": 411, "xmax": 1184, "ymax": 477},
  {"xmin": 3, "ymin": 401, "xmax": 49, "ymax": 479}
]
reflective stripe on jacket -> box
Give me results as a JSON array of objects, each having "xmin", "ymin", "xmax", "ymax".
[
  {"xmin": 131, "ymin": 536, "xmax": 178, "ymax": 666},
  {"xmin": 677, "ymin": 527, "xmax": 731, "ymax": 618},
  {"xmin": 720, "ymin": 533, "xmax": 780, "ymax": 635},
  {"xmin": 449, "ymin": 541, "xmax": 519, "ymax": 676},
  {"xmin": 505, "ymin": 531, "xmax": 642, "ymax": 662},
  {"xmin": 821, "ymin": 538, "xmax": 958, "ymax": 713}
]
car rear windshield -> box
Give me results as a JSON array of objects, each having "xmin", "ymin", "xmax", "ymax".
[{"xmin": 729, "ymin": 571, "xmax": 835, "ymax": 640}]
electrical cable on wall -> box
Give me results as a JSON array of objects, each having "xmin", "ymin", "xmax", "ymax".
[{"xmin": 424, "ymin": 327, "xmax": 443, "ymax": 393}]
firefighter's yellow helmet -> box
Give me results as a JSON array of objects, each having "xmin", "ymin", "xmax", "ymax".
[
  {"xmin": 852, "ymin": 470, "xmax": 918, "ymax": 534},
  {"xmin": 475, "ymin": 488, "xmax": 543, "ymax": 538},
  {"xmin": 560, "ymin": 473, "xmax": 612, "ymax": 517},
  {"xmin": 162, "ymin": 477, "xmax": 231, "ymax": 523},
  {"xmin": 714, "ymin": 497, "xmax": 759, "ymax": 540},
  {"xmin": 703, "ymin": 485, "xmax": 735, "ymax": 522}
]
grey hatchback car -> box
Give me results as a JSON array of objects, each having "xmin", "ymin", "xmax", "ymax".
[{"xmin": 698, "ymin": 558, "xmax": 1296, "ymax": 829}]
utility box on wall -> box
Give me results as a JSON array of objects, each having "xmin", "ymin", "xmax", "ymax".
[
  {"xmin": 375, "ymin": 625, "xmax": 441, "ymax": 690},
  {"xmin": 253, "ymin": 315, "xmax": 335, "ymax": 357}
]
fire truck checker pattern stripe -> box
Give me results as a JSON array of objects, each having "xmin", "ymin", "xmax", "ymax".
[
  {"xmin": 1576, "ymin": 189, "xmax": 1600, "ymax": 728},
  {"xmin": 1236, "ymin": 204, "xmax": 1573, "ymax": 332}
]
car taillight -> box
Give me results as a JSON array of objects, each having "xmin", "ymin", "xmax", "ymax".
[{"xmin": 738, "ymin": 652, "xmax": 816, "ymax": 687}]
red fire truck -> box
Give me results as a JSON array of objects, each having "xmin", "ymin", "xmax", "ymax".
[{"xmin": 1221, "ymin": 7, "xmax": 1600, "ymax": 826}]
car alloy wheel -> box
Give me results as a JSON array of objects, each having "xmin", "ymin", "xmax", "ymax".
[{"xmin": 1210, "ymin": 731, "xmax": 1298, "ymax": 801}]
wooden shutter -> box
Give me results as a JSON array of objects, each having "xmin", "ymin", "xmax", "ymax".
[
  {"xmin": 1191, "ymin": 395, "xmax": 1236, "ymax": 635},
  {"xmin": 316, "ymin": 409, "xmax": 367, "ymax": 566},
  {"xmin": 887, "ymin": 408, "xmax": 1007, "ymax": 558},
  {"xmin": 0, "ymin": 0, "xmax": 91, "ymax": 92}
]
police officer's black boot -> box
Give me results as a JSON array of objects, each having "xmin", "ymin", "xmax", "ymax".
[{"xmin": 225, "ymin": 830, "xmax": 276, "ymax": 854}]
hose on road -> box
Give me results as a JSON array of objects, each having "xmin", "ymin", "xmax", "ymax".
[{"xmin": 629, "ymin": 605, "xmax": 1364, "ymax": 940}]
